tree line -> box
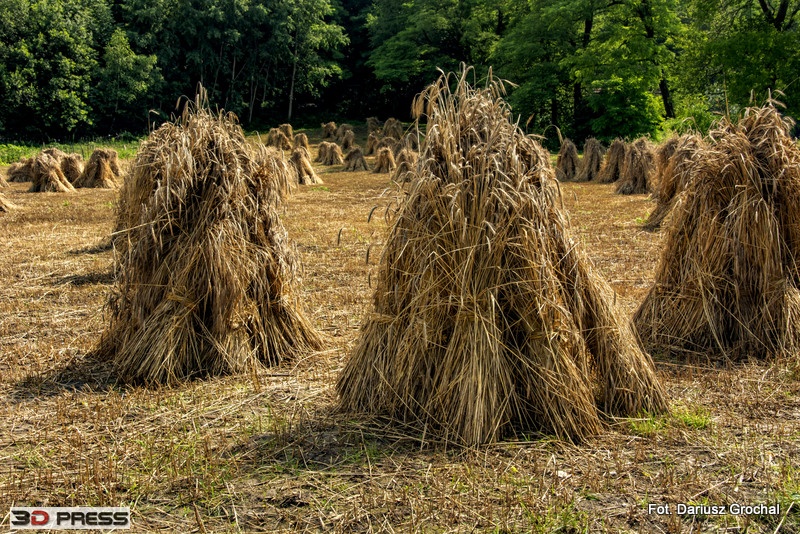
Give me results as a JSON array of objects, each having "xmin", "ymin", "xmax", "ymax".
[{"xmin": 0, "ymin": 0, "xmax": 798, "ymax": 143}]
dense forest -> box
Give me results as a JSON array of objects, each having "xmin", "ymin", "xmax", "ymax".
[{"xmin": 0, "ymin": 0, "xmax": 798, "ymax": 143}]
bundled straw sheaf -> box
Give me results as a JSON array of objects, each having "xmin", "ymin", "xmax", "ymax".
[
  {"xmin": 574, "ymin": 138, "xmax": 603, "ymax": 182},
  {"xmin": 555, "ymin": 138, "xmax": 579, "ymax": 181},
  {"xmin": 29, "ymin": 153, "xmax": 75, "ymax": 193},
  {"xmin": 635, "ymin": 104, "xmax": 800, "ymax": 361},
  {"xmin": 343, "ymin": 146, "xmax": 369, "ymax": 171},
  {"xmin": 318, "ymin": 142, "xmax": 344, "ymax": 165},
  {"xmin": 291, "ymin": 148, "xmax": 323, "ymax": 185},
  {"xmin": 616, "ymin": 139, "xmax": 654, "ymax": 194},
  {"xmin": 372, "ymin": 147, "xmax": 396, "ymax": 173},
  {"xmin": 597, "ymin": 139, "xmax": 626, "ymax": 183},
  {"xmin": 61, "ymin": 153, "xmax": 85, "ymax": 184},
  {"xmin": 268, "ymin": 128, "xmax": 292, "ymax": 150},
  {"xmin": 341, "ymin": 129, "xmax": 356, "ymax": 151},
  {"xmin": 365, "ymin": 132, "xmax": 381, "ymax": 155},
  {"xmin": 382, "ymin": 117, "xmax": 403, "ymax": 139},
  {"xmin": 367, "ymin": 116, "xmax": 382, "ymax": 133},
  {"xmin": 294, "ymin": 133, "xmax": 310, "ymax": 152},
  {"xmin": 0, "ymin": 192, "xmax": 15, "ymax": 212},
  {"xmin": 8, "ymin": 158, "xmax": 33, "ymax": 182},
  {"xmin": 643, "ymin": 134, "xmax": 705, "ymax": 230},
  {"xmin": 100, "ymin": 104, "xmax": 322, "ymax": 385},
  {"xmin": 337, "ymin": 67, "xmax": 666, "ymax": 445},
  {"xmin": 392, "ymin": 147, "xmax": 418, "ymax": 182},
  {"xmin": 74, "ymin": 149, "xmax": 120, "ymax": 188},
  {"xmin": 321, "ymin": 121, "xmax": 337, "ymax": 139}
]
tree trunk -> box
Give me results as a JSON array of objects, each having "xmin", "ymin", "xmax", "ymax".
[
  {"xmin": 659, "ymin": 77, "xmax": 675, "ymax": 118},
  {"xmin": 288, "ymin": 44, "xmax": 298, "ymax": 122}
]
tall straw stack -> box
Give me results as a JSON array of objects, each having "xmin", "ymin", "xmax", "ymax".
[
  {"xmin": 555, "ymin": 138, "xmax": 579, "ymax": 181},
  {"xmin": 279, "ymin": 123, "xmax": 294, "ymax": 139},
  {"xmin": 100, "ymin": 102, "xmax": 322, "ymax": 385},
  {"xmin": 268, "ymin": 128, "xmax": 292, "ymax": 150},
  {"xmin": 392, "ymin": 147, "xmax": 418, "ymax": 182},
  {"xmin": 616, "ymin": 139, "xmax": 654, "ymax": 194},
  {"xmin": 597, "ymin": 139, "xmax": 626, "ymax": 183},
  {"xmin": 643, "ymin": 134, "xmax": 705, "ymax": 230},
  {"xmin": 574, "ymin": 138, "xmax": 603, "ymax": 182},
  {"xmin": 61, "ymin": 153, "xmax": 85, "ymax": 184},
  {"xmin": 367, "ymin": 117, "xmax": 382, "ymax": 133},
  {"xmin": 320, "ymin": 142, "xmax": 344, "ymax": 165},
  {"xmin": 341, "ymin": 129, "xmax": 356, "ymax": 151},
  {"xmin": 634, "ymin": 104, "xmax": 800, "ymax": 361},
  {"xmin": 365, "ymin": 132, "xmax": 381, "ymax": 155},
  {"xmin": 337, "ymin": 66, "xmax": 666, "ymax": 445}
]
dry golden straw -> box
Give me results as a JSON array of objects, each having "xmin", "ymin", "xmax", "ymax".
[
  {"xmin": 293, "ymin": 132, "xmax": 310, "ymax": 152},
  {"xmin": 278, "ymin": 123, "xmax": 294, "ymax": 139},
  {"xmin": 337, "ymin": 66, "xmax": 666, "ymax": 445},
  {"xmin": 643, "ymin": 134, "xmax": 705, "ymax": 230},
  {"xmin": 319, "ymin": 142, "xmax": 344, "ymax": 165},
  {"xmin": 343, "ymin": 146, "xmax": 369, "ymax": 172},
  {"xmin": 29, "ymin": 153, "xmax": 75, "ymax": 193},
  {"xmin": 321, "ymin": 121, "xmax": 337, "ymax": 139},
  {"xmin": 391, "ymin": 147, "xmax": 417, "ymax": 182},
  {"xmin": 74, "ymin": 149, "xmax": 120, "ymax": 188},
  {"xmin": 267, "ymin": 128, "xmax": 292, "ymax": 150},
  {"xmin": 7, "ymin": 158, "xmax": 33, "ymax": 182},
  {"xmin": 372, "ymin": 147, "xmax": 396, "ymax": 173},
  {"xmin": 616, "ymin": 139, "xmax": 654, "ymax": 194},
  {"xmin": 341, "ymin": 129, "xmax": 356, "ymax": 151},
  {"xmin": 0, "ymin": 192, "xmax": 15, "ymax": 212},
  {"xmin": 382, "ymin": 117, "xmax": 403, "ymax": 139},
  {"xmin": 291, "ymin": 147, "xmax": 323, "ymax": 185},
  {"xmin": 555, "ymin": 138, "xmax": 579, "ymax": 181},
  {"xmin": 597, "ymin": 139, "xmax": 626, "ymax": 183},
  {"xmin": 365, "ymin": 132, "xmax": 381, "ymax": 155},
  {"xmin": 574, "ymin": 137, "xmax": 603, "ymax": 182},
  {"xmin": 367, "ymin": 116, "xmax": 382, "ymax": 133},
  {"xmin": 635, "ymin": 104, "xmax": 800, "ymax": 362},
  {"xmin": 61, "ymin": 153, "xmax": 84, "ymax": 184},
  {"xmin": 99, "ymin": 102, "xmax": 322, "ymax": 385},
  {"xmin": 336, "ymin": 123, "xmax": 353, "ymax": 143}
]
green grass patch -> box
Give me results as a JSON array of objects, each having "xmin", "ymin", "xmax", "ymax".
[{"xmin": 0, "ymin": 137, "xmax": 141, "ymax": 164}]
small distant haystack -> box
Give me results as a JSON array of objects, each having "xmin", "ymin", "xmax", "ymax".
[
  {"xmin": 643, "ymin": 134, "xmax": 705, "ymax": 230},
  {"xmin": 341, "ymin": 129, "xmax": 356, "ymax": 151},
  {"xmin": 268, "ymin": 127, "xmax": 292, "ymax": 150},
  {"xmin": 291, "ymin": 148, "xmax": 322, "ymax": 185},
  {"xmin": 100, "ymin": 103, "xmax": 322, "ymax": 385},
  {"xmin": 337, "ymin": 66, "xmax": 666, "ymax": 445},
  {"xmin": 293, "ymin": 133, "xmax": 310, "ymax": 152},
  {"xmin": 616, "ymin": 139, "xmax": 654, "ymax": 194},
  {"xmin": 0, "ymin": 192, "xmax": 15, "ymax": 212},
  {"xmin": 382, "ymin": 117, "xmax": 403, "ymax": 139},
  {"xmin": 315, "ymin": 141, "xmax": 331, "ymax": 163},
  {"xmin": 373, "ymin": 147, "xmax": 396, "ymax": 173},
  {"xmin": 29, "ymin": 153, "xmax": 75, "ymax": 193},
  {"xmin": 375, "ymin": 137, "xmax": 399, "ymax": 154},
  {"xmin": 321, "ymin": 121, "xmax": 337, "ymax": 139},
  {"xmin": 367, "ymin": 117, "xmax": 382, "ymax": 133},
  {"xmin": 320, "ymin": 142, "xmax": 344, "ymax": 165},
  {"xmin": 74, "ymin": 149, "xmax": 120, "ymax": 188},
  {"xmin": 343, "ymin": 146, "xmax": 369, "ymax": 172},
  {"xmin": 8, "ymin": 158, "xmax": 34, "ymax": 182},
  {"xmin": 336, "ymin": 123, "xmax": 353, "ymax": 143},
  {"xmin": 279, "ymin": 123, "xmax": 294, "ymax": 139},
  {"xmin": 597, "ymin": 139, "xmax": 626, "ymax": 183},
  {"xmin": 365, "ymin": 132, "xmax": 381, "ymax": 155},
  {"xmin": 555, "ymin": 138, "xmax": 579, "ymax": 181},
  {"xmin": 635, "ymin": 104, "xmax": 800, "ymax": 361},
  {"xmin": 391, "ymin": 147, "xmax": 417, "ymax": 182},
  {"xmin": 574, "ymin": 138, "xmax": 603, "ymax": 182},
  {"xmin": 42, "ymin": 147, "xmax": 67, "ymax": 163},
  {"xmin": 61, "ymin": 153, "xmax": 84, "ymax": 184}
]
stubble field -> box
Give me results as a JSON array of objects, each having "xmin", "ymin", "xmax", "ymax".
[{"xmin": 1, "ymin": 133, "xmax": 798, "ymax": 533}]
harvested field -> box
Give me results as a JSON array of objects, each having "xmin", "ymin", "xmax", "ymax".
[{"xmin": 0, "ymin": 128, "xmax": 798, "ymax": 532}]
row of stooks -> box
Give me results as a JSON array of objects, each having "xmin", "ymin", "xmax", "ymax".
[{"xmin": 2, "ymin": 71, "xmax": 796, "ymax": 446}]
